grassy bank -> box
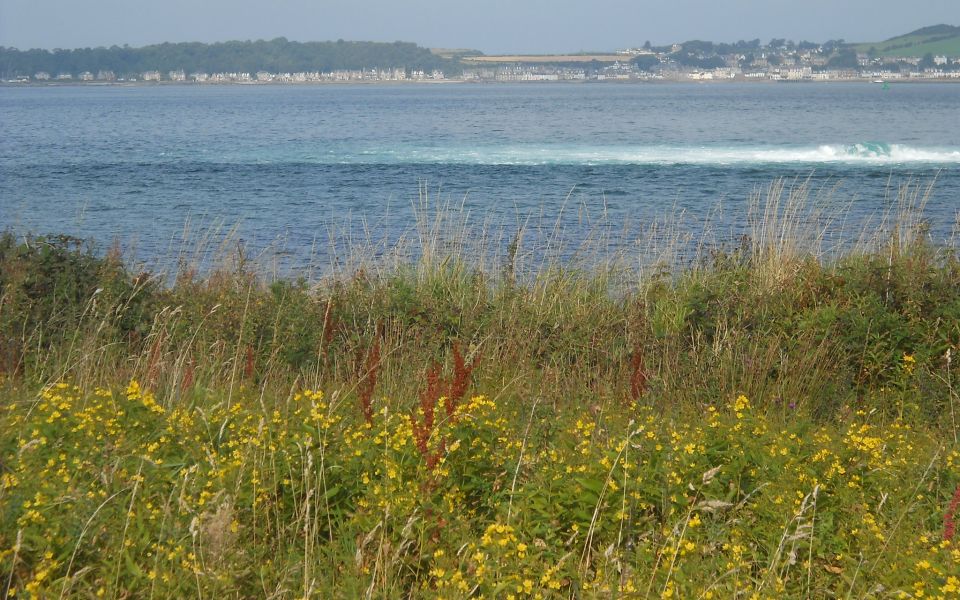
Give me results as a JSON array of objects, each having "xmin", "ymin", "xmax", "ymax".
[{"xmin": 1, "ymin": 185, "xmax": 960, "ymax": 597}]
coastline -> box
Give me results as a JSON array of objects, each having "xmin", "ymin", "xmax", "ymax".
[{"xmin": 3, "ymin": 77, "xmax": 960, "ymax": 87}]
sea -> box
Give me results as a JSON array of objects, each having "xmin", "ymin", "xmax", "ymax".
[{"xmin": 1, "ymin": 82, "xmax": 959, "ymax": 275}]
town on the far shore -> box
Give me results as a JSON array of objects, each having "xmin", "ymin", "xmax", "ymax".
[{"xmin": 5, "ymin": 28, "xmax": 960, "ymax": 85}]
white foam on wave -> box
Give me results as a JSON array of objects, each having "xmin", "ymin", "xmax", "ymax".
[{"xmin": 337, "ymin": 143, "xmax": 960, "ymax": 166}]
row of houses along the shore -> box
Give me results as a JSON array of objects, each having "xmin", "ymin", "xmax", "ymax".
[{"xmin": 22, "ymin": 68, "xmax": 447, "ymax": 83}]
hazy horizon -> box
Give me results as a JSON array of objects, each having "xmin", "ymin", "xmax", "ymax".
[{"xmin": 1, "ymin": 0, "xmax": 959, "ymax": 54}]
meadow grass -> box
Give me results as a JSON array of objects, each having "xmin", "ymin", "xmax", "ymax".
[{"xmin": 1, "ymin": 180, "xmax": 959, "ymax": 598}]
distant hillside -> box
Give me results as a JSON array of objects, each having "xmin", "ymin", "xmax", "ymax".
[
  {"xmin": 853, "ymin": 24, "xmax": 960, "ymax": 57},
  {"xmin": 0, "ymin": 38, "xmax": 460, "ymax": 78}
]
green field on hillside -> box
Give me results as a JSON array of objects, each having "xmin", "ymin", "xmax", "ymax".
[{"xmin": 854, "ymin": 24, "xmax": 960, "ymax": 57}]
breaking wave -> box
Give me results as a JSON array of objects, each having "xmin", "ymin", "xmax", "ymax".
[{"xmin": 331, "ymin": 143, "xmax": 960, "ymax": 166}]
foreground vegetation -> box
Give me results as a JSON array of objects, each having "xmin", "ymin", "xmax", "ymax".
[{"xmin": 1, "ymin": 197, "xmax": 960, "ymax": 597}]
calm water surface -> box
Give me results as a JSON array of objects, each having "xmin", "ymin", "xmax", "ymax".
[{"xmin": 1, "ymin": 83, "xmax": 958, "ymax": 272}]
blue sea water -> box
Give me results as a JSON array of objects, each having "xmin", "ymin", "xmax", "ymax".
[{"xmin": 1, "ymin": 83, "xmax": 958, "ymax": 273}]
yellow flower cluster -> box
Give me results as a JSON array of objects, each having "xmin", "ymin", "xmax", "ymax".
[{"xmin": 1, "ymin": 383, "xmax": 956, "ymax": 598}]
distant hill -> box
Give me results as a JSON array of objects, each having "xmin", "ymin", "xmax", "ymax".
[
  {"xmin": 853, "ymin": 24, "xmax": 960, "ymax": 57},
  {"xmin": 0, "ymin": 38, "xmax": 460, "ymax": 78}
]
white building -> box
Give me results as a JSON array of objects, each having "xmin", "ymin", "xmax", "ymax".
[{"xmin": 785, "ymin": 66, "xmax": 813, "ymax": 80}]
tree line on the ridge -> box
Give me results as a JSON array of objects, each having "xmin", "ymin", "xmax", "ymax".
[{"xmin": 0, "ymin": 38, "xmax": 461, "ymax": 77}]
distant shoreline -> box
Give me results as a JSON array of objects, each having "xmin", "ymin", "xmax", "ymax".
[{"xmin": 3, "ymin": 78, "xmax": 960, "ymax": 88}]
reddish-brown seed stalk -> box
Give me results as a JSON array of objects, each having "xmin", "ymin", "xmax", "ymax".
[
  {"xmin": 182, "ymin": 358, "xmax": 195, "ymax": 394},
  {"xmin": 146, "ymin": 333, "xmax": 164, "ymax": 387},
  {"xmin": 629, "ymin": 344, "xmax": 647, "ymax": 402},
  {"xmin": 446, "ymin": 342, "xmax": 479, "ymax": 417},
  {"xmin": 321, "ymin": 299, "xmax": 336, "ymax": 346},
  {"xmin": 944, "ymin": 482, "xmax": 960, "ymax": 542},
  {"xmin": 409, "ymin": 343, "xmax": 480, "ymax": 469},
  {"xmin": 357, "ymin": 340, "xmax": 380, "ymax": 425},
  {"xmin": 244, "ymin": 345, "xmax": 255, "ymax": 380}
]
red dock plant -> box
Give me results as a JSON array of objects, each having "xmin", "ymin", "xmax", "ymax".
[
  {"xmin": 357, "ymin": 340, "xmax": 381, "ymax": 425},
  {"xmin": 409, "ymin": 342, "xmax": 480, "ymax": 469},
  {"xmin": 321, "ymin": 298, "xmax": 337, "ymax": 347},
  {"xmin": 244, "ymin": 345, "xmax": 255, "ymax": 380},
  {"xmin": 445, "ymin": 341, "xmax": 480, "ymax": 417},
  {"xmin": 945, "ymin": 482, "xmax": 960, "ymax": 542},
  {"xmin": 410, "ymin": 362, "xmax": 443, "ymax": 466},
  {"xmin": 181, "ymin": 357, "xmax": 195, "ymax": 395},
  {"xmin": 629, "ymin": 344, "xmax": 648, "ymax": 402},
  {"xmin": 146, "ymin": 332, "xmax": 164, "ymax": 387}
]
